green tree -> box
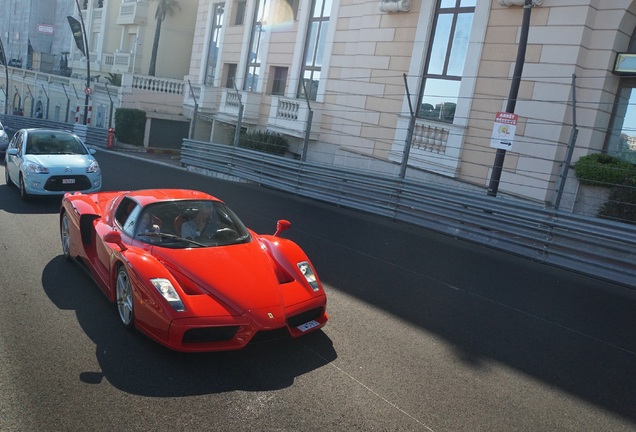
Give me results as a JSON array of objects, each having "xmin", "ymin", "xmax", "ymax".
[
  {"xmin": 148, "ymin": 0, "xmax": 181, "ymax": 77},
  {"xmin": 105, "ymin": 73, "xmax": 122, "ymax": 86}
]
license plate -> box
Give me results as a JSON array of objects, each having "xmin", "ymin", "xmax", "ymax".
[
  {"xmin": 62, "ymin": 178, "xmax": 75, "ymax": 184},
  {"xmin": 297, "ymin": 320, "xmax": 319, "ymax": 332}
]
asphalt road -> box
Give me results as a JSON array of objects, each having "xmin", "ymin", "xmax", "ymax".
[{"xmin": 1, "ymin": 149, "xmax": 635, "ymax": 431}]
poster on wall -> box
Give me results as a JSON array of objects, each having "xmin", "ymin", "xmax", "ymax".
[{"xmin": 490, "ymin": 111, "xmax": 518, "ymax": 150}]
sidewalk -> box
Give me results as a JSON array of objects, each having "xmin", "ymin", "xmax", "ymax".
[{"xmin": 105, "ymin": 142, "xmax": 184, "ymax": 169}]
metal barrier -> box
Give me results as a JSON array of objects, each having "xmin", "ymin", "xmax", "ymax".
[
  {"xmin": 0, "ymin": 115, "xmax": 108, "ymax": 148},
  {"xmin": 181, "ymin": 139, "xmax": 636, "ymax": 288}
]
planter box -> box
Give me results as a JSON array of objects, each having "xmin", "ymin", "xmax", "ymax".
[{"xmin": 573, "ymin": 184, "xmax": 610, "ymax": 217}]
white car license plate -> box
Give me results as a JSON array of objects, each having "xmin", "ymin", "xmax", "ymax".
[
  {"xmin": 297, "ymin": 320, "xmax": 319, "ymax": 332},
  {"xmin": 62, "ymin": 178, "xmax": 75, "ymax": 184}
]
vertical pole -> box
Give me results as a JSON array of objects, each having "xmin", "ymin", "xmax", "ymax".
[
  {"xmin": 74, "ymin": 0, "xmax": 91, "ymax": 125},
  {"xmin": 487, "ymin": 0, "xmax": 533, "ymax": 197},
  {"xmin": 61, "ymin": 83, "xmax": 71, "ymax": 123},
  {"xmin": 0, "ymin": 37, "xmax": 8, "ymax": 115},
  {"xmin": 187, "ymin": 80, "xmax": 198, "ymax": 139},
  {"xmin": 302, "ymin": 110, "xmax": 313, "ymax": 161},
  {"xmin": 552, "ymin": 74, "xmax": 579, "ymax": 210},
  {"xmin": 232, "ymin": 83, "xmax": 244, "ymax": 147},
  {"xmin": 400, "ymin": 73, "xmax": 416, "ymax": 179},
  {"xmin": 301, "ymin": 79, "xmax": 313, "ymax": 162}
]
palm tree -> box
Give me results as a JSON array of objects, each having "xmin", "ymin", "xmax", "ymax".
[
  {"xmin": 148, "ymin": 0, "xmax": 181, "ymax": 76},
  {"xmin": 105, "ymin": 73, "xmax": 122, "ymax": 87}
]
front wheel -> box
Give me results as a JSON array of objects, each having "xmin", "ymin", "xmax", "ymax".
[
  {"xmin": 60, "ymin": 213, "xmax": 71, "ymax": 259},
  {"xmin": 116, "ymin": 266, "xmax": 134, "ymax": 329},
  {"xmin": 19, "ymin": 174, "xmax": 29, "ymax": 201},
  {"xmin": 4, "ymin": 163, "xmax": 13, "ymax": 187}
]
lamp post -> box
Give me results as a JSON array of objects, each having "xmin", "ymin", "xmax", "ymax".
[
  {"xmin": 487, "ymin": 0, "xmax": 533, "ymax": 197},
  {"xmin": 68, "ymin": 0, "xmax": 91, "ymax": 125},
  {"xmin": 0, "ymin": 36, "xmax": 8, "ymax": 115}
]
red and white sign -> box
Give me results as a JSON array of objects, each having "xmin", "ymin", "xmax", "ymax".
[
  {"xmin": 37, "ymin": 24, "xmax": 55, "ymax": 35},
  {"xmin": 490, "ymin": 111, "xmax": 519, "ymax": 150},
  {"xmin": 85, "ymin": 87, "xmax": 93, "ymax": 95}
]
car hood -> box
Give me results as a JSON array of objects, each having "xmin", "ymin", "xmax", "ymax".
[
  {"xmin": 26, "ymin": 154, "xmax": 95, "ymax": 168},
  {"xmin": 152, "ymin": 240, "xmax": 284, "ymax": 314}
]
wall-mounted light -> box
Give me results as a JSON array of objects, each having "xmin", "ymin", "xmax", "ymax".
[
  {"xmin": 378, "ymin": 0, "xmax": 411, "ymax": 13},
  {"xmin": 499, "ymin": 0, "xmax": 543, "ymax": 5},
  {"xmin": 613, "ymin": 53, "xmax": 636, "ymax": 74}
]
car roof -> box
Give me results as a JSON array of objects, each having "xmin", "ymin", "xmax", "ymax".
[
  {"xmin": 124, "ymin": 189, "xmax": 222, "ymax": 207},
  {"xmin": 22, "ymin": 128, "xmax": 76, "ymax": 135}
]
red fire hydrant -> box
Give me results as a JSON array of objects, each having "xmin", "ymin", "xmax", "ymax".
[{"xmin": 106, "ymin": 128, "xmax": 115, "ymax": 149}]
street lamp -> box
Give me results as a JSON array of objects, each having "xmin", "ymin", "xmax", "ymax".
[
  {"xmin": 67, "ymin": 0, "xmax": 91, "ymax": 125},
  {"xmin": 487, "ymin": 0, "xmax": 534, "ymax": 197},
  {"xmin": 0, "ymin": 36, "xmax": 8, "ymax": 115}
]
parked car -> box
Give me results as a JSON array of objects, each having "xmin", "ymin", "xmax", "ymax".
[
  {"xmin": 4, "ymin": 128, "xmax": 101, "ymax": 200},
  {"xmin": 59, "ymin": 188, "xmax": 328, "ymax": 352},
  {"xmin": 0, "ymin": 121, "xmax": 9, "ymax": 155}
]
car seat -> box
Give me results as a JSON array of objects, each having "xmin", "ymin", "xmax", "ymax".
[{"xmin": 173, "ymin": 214, "xmax": 186, "ymax": 237}]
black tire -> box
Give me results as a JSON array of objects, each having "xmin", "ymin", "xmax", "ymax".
[
  {"xmin": 60, "ymin": 212, "xmax": 71, "ymax": 259},
  {"xmin": 4, "ymin": 163, "xmax": 13, "ymax": 187},
  {"xmin": 19, "ymin": 174, "xmax": 29, "ymax": 201}
]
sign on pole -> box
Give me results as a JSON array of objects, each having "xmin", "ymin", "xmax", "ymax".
[
  {"xmin": 67, "ymin": 16, "xmax": 86, "ymax": 56},
  {"xmin": 490, "ymin": 111, "xmax": 519, "ymax": 150}
]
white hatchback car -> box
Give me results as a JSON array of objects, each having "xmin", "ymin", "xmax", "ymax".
[
  {"xmin": 0, "ymin": 121, "xmax": 9, "ymax": 155},
  {"xmin": 4, "ymin": 128, "xmax": 102, "ymax": 200}
]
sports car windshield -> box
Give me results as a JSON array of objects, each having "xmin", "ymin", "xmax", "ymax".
[
  {"xmin": 133, "ymin": 199, "xmax": 251, "ymax": 248},
  {"xmin": 26, "ymin": 131, "xmax": 88, "ymax": 155}
]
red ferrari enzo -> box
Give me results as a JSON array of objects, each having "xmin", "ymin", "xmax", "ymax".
[{"xmin": 59, "ymin": 189, "xmax": 328, "ymax": 352}]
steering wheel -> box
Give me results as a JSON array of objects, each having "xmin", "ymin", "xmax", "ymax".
[
  {"xmin": 200, "ymin": 224, "xmax": 218, "ymax": 239},
  {"xmin": 215, "ymin": 227, "xmax": 238, "ymax": 241}
]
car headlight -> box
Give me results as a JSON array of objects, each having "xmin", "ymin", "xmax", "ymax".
[
  {"xmin": 25, "ymin": 162, "xmax": 49, "ymax": 174},
  {"xmin": 150, "ymin": 278, "xmax": 185, "ymax": 312},
  {"xmin": 86, "ymin": 160, "xmax": 100, "ymax": 174},
  {"xmin": 0, "ymin": 134, "xmax": 8, "ymax": 144},
  {"xmin": 297, "ymin": 261, "xmax": 320, "ymax": 291}
]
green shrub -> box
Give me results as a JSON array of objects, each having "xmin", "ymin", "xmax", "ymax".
[
  {"xmin": 573, "ymin": 153, "xmax": 636, "ymax": 187},
  {"xmin": 598, "ymin": 177, "xmax": 636, "ymax": 225},
  {"xmin": 114, "ymin": 108, "xmax": 146, "ymax": 147},
  {"xmin": 238, "ymin": 130, "xmax": 289, "ymax": 155}
]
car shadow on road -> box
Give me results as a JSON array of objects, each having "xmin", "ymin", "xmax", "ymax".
[
  {"xmin": 0, "ymin": 184, "xmax": 62, "ymax": 214},
  {"xmin": 42, "ymin": 255, "xmax": 337, "ymax": 397}
]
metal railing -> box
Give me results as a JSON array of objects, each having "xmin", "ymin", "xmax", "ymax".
[{"xmin": 181, "ymin": 139, "xmax": 636, "ymax": 289}]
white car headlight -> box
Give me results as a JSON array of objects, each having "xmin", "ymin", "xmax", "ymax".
[
  {"xmin": 86, "ymin": 160, "xmax": 100, "ymax": 174},
  {"xmin": 150, "ymin": 278, "xmax": 185, "ymax": 311},
  {"xmin": 25, "ymin": 162, "xmax": 49, "ymax": 174},
  {"xmin": 297, "ymin": 261, "xmax": 320, "ymax": 291}
]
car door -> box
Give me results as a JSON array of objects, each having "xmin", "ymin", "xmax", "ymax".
[
  {"xmin": 6, "ymin": 130, "xmax": 24, "ymax": 181},
  {"xmin": 94, "ymin": 198, "xmax": 140, "ymax": 295}
]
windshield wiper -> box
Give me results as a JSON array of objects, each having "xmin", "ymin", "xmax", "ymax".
[{"xmin": 139, "ymin": 232, "xmax": 207, "ymax": 247}]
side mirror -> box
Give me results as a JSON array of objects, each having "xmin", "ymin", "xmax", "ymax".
[
  {"xmin": 274, "ymin": 219, "xmax": 291, "ymax": 237},
  {"xmin": 7, "ymin": 148, "xmax": 18, "ymax": 156},
  {"xmin": 103, "ymin": 231, "xmax": 127, "ymax": 251},
  {"xmin": 89, "ymin": 148, "xmax": 96, "ymax": 155}
]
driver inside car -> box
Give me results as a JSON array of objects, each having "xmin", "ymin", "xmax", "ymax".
[{"xmin": 181, "ymin": 205, "xmax": 218, "ymax": 239}]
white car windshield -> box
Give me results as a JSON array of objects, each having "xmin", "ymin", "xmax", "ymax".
[{"xmin": 26, "ymin": 131, "xmax": 88, "ymax": 155}]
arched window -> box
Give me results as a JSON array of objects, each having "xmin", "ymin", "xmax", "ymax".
[
  {"xmin": 205, "ymin": 4, "xmax": 224, "ymax": 86},
  {"xmin": 418, "ymin": 0, "xmax": 475, "ymax": 124},
  {"xmin": 607, "ymin": 29, "xmax": 636, "ymax": 164},
  {"xmin": 244, "ymin": 0, "xmax": 268, "ymax": 92},
  {"xmin": 298, "ymin": 0, "xmax": 332, "ymax": 101}
]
